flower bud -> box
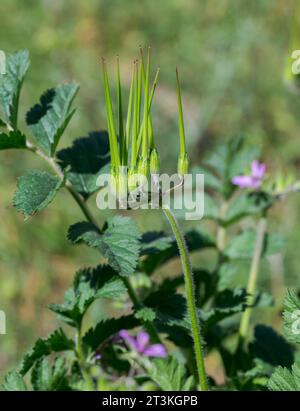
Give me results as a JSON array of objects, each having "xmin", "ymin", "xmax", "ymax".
[
  {"xmin": 150, "ymin": 148, "xmax": 160, "ymax": 174},
  {"xmin": 177, "ymin": 152, "xmax": 189, "ymax": 177}
]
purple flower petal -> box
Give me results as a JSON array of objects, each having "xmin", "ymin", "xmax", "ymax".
[
  {"xmin": 136, "ymin": 331, "xmax": 150, "ymax": 353},
  {"xmin": 250, "ymin": 178, "xmax": 263, "ymax": 189},
  {"xmin": 251, "ymin": 160, "xmax": 266, "ymax": 179},
  {"xmin": 232, "ymin": 175, "xmax": 254, "ymax": 188},
  {"xmin": 119, "ymin": 330, "xmax": 138, "ymax": 350},
  {"xmin": 143, "ymin": 344, "xmax": 168, "ymax": 358}
]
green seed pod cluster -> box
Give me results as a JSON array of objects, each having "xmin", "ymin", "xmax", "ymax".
[{"xmin": 101, "ymin": 48, "xmax": 189, "ymax": 201}]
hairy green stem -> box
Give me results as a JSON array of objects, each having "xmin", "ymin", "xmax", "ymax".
[
  {"xmin": 66, "ymin": 184, "xmax": 99, "ymax": 227},
  {"xmin": 76, "ymin": 328, "xmax": 95, "ymax": 391},
  {"xmin": 238, "ymin": 217, "xmax": 267, "ymax": 342},
  {"xmin": 216, "ymin": 201, "xmax": 228, "ymax": 252},
  {"xmin": 162, "ymin": 207, "xmax": 208, "ymax": 391}
]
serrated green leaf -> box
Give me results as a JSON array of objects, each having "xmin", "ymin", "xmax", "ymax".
[
  {"xmin": 203, "ymin": 192, "xmax": 219, "ymax": 220},
  {"xmin": 100, "ymin": 216, "xmax": 141, "ymax": 276},
  {"xmin": 67, "ymin": 221, "xmax": 101, "ymax": 247},
  {"xmin": 31, "ymin": 357, "xmax": 71, "ymax": 391},
  {"xmin": 250, "ymin": 325, "xmax": 294, "ymax": 368},
  {"xmin": 192, "ymin": 165, "xmax": 223, "ymax": 192},
  {"xmin": 283, "ymin": 289, "xmax": 300, "ymax": 345},
  {"xmin": 204, "ymin": 144, "xmax": 230, "ymax": 179},
  {"xmin": 217, "ymin": 261, "xmax": 249, "ymax": 291},
  {"xmin": 2, "ymin": 371, "xmax": 27, "ymax": 391},
  {"xmin": 13, "ymin": 170, "xmax": 63, "ymax": 217},
  {"xmin": 201, "ymin": 288, "xmax": 247, "ymax": 333},
  {"xmin": 268, "ymin": 363, "xmax": 300, "ymax": 391},
  {"xmin": 26, "ymin": 83, "xmax": 79, "ymax": 156},
  {"xmin": 19, "ymin": 328, "xmax": 74, "ymax": 376},
  {"xmin": 0, "ymin": 129, "xmax": 26, "ymax": 150},
  {"xmin": 56, "ymin": 131, "xmax": 110, "ymax": 199},
  {"xmin": 141, "ymin": 229, "xmax": 215, "ymax": 275},
  {"xmin": 144, "ymin": 290, "xmax": 187, "ymax": 325},
  {"xmin": 147, "ymin": 356, "xmax": 195, "ymax": 391},
  {"xmin": 68, "ymin": 216, "xmax": 141, "ymax": 277},
  {"xmin": 49, "ymin": 265, "xmax": 126, "ymax": 327},
  {"xmin": 224, "ymin": 229, "xmax": 285, "ymax": 260},
  {"xmin": 140, "ymin": 231, "xmax": 174, "ymax": 255},
  {"xmin": 224, "ymin": 192, "xmax": 273, "ymax": 226},
  {"xmin": 0, "ymin": 50, "xmax": 30, "ymax": 129},
  {"xmin": 83, "ymin": 315, "xmax": 139, "ymax": 350},
  {"xmin": 135, "ymin": 307, "xmax": 156, "ymax": 322}
]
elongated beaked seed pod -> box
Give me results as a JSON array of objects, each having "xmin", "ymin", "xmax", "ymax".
[
  {"xmin": 176, "ymin": 68, "xmax": 188, "ymax": 178},
  {"xmin": 101, "ymin": 49, "xmax": 189, "ymax": 199},
  {"xmin": 128, "ymin": 166, "xmax": 138, "ymax": 192},
  {"xmin": 150, "ymin": 148, "xmax": 160, "ymax": 174},
  {"xmin": 177, "ymin": 152, "xmax": 189, "ymax": 177},
  {"xmin": 116, "ymin": 169, "xmax": 128, "ymax": 201},
  {"xmin": 137, "ymin": 156, "xmax": 149, "ymax": 181}
]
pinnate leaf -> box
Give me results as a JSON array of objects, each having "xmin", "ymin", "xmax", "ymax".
[
  {"xmin": 141, "ymin": 229, "xmax": 215, "ymax": 275},
  {"xmin": 2, "ymin": 371, "xmax": 27, "ymax": 391},
  {"xmin": 224, "ymin": 192, "xmax": 273, "ymax": 226},
  {"xmin": 268, "ymin": 363, "xmax": 300, "ymax": 391},
  {"xmin": 147, "ymin": 356, "xmax": 195, "ymax": 391},
  {"xmin": 68, "ymin": 216, "xmax": 141, "ymax": 277},
  {"xmin": 49, "ymin": 265, "xmax": 126, "ymax": 327},
  {"xmin": 283, "ymin": 289, "xmax": 300, "ymax": 345},
  {"xmin": 56, "ymin": 131, "xmax": 110, "ymax": 199},
  {"xmin": 26, "ymin": 83, "xmax": 79, "ymax": 156},
  {"xmin": 134, "ymin": 307, "xmax": 157, "ymax": 322},
  {"xmin": 19, "ymin": 328, "xmax": 74, "ymax": 376},
  {"xmin": 31, "ymin": 357, "xmax": 71, "ymax": 391},
  {"xmin": 83, "ymin": 315, "xmax": 139, "ymax": 350},
  {"xmin": 0, "ymin": 129, "xmax": 26, "ymax": 150},
  {"xmin": 224, "ymin": 229, "xmax": 285, "ymax": 259},
  {"xmin": 0, "ymin": 50, "xmax": 30, "ymax": 129},
  {"xmin": 13, "ymin": 170, "xmax": 63, "ymax": 217},
  {"xmin": 250, "ymin": 325, "xmax": 294, "ymax": 368}
]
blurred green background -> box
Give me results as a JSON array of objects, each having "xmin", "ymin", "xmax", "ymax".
[{"xmin": 0, "ymin": 0, "xmax": 299, "ymax": 381}]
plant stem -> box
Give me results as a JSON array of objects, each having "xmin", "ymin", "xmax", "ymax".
[
  {"xmin": 238, "ymin": 217, "xmax": 267, "ymax": 343},
  {"xmin": 66, "ymin": 184, "xmax": 99, "ymax": 227},
  {"xmin": 75, "ymin": 328, "xmax": 95, "ymax": 391},
  {"xmin": 162, "ymin": 207, "xmax": 208, "ymax": 391},
  {"xmin": 122, "ymin": 277, "xmax": 162, "ymax": 344},
  {"xmin": 216, "ymin": 200, "xmax": 228, "ymax": 252}
]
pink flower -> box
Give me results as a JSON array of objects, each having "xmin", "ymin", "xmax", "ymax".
[
  {"xmin": 232, "ymin": 160, "xmax": 266, "ymax": 189},
  {"xmin": 119, "ymin": 330, "xmax": 167, "ymax": 358}
]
